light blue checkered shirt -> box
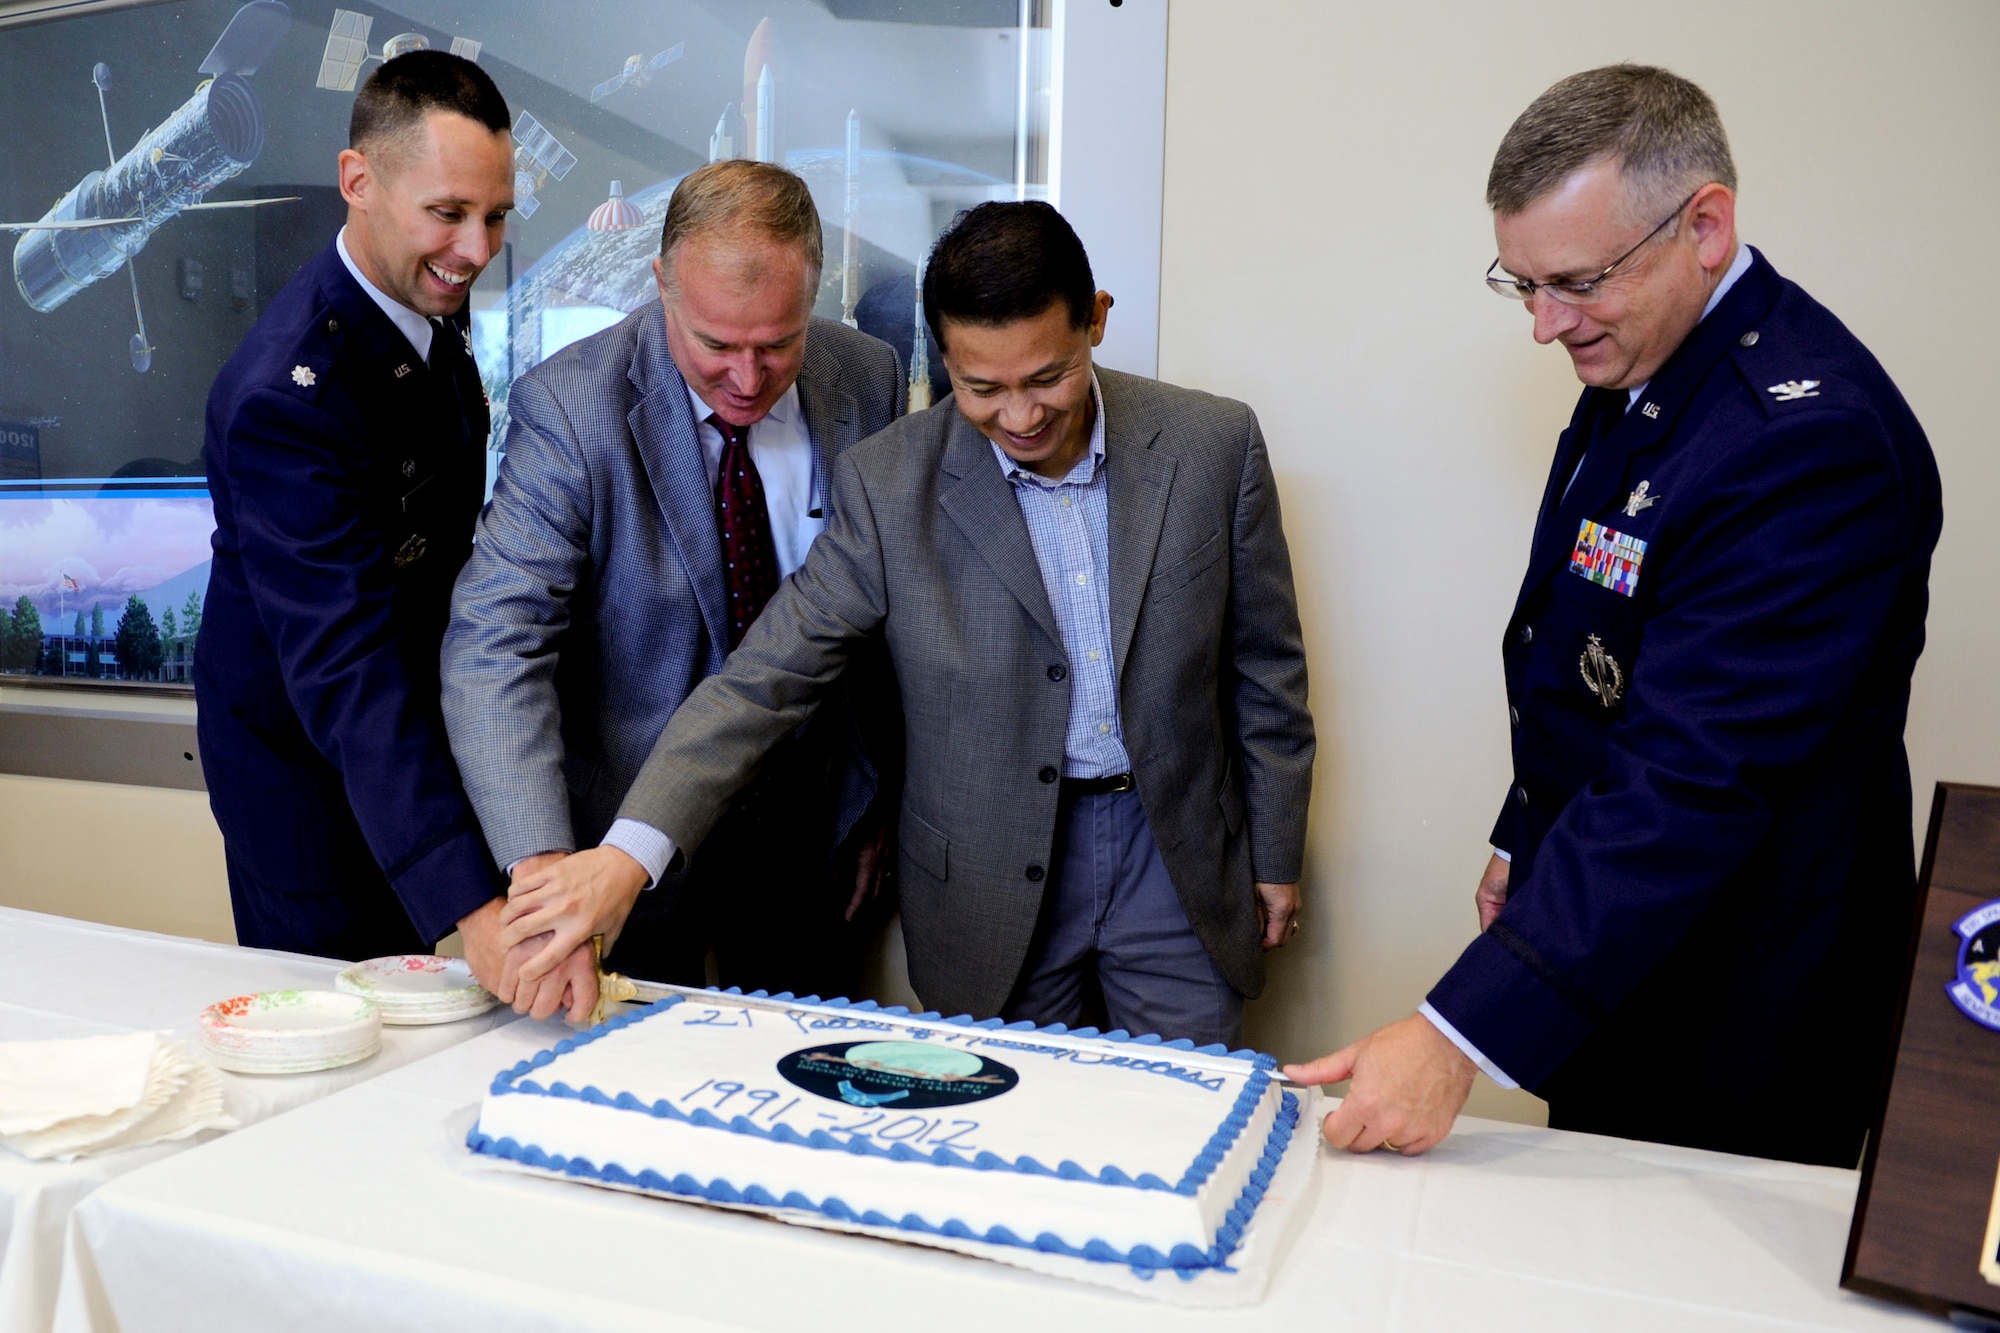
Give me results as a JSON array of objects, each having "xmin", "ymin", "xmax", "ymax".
[{"xmin": 990, "ymin": 373, "xmax": 1129, "ymax": 779}]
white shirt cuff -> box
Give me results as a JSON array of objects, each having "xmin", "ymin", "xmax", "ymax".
[
  {"xmin": 603, "ymin": 819, "xmax": 676, "ymax": 889},
  {"xmin": 1492, "ymin": 847, "xmax": 1512, "ymax": 863},
  {"xmin": 1418, "ymin": 1001, "xmax": 1520, "ymax": 1090}
]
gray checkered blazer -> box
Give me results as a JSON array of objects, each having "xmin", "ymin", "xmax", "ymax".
[
  {"xmin": 440, "ymin": 304, "xmax": 904, "ymax": 873},
  {"xmin": 619, "ymin": 368, "xmax": 1314, "ymax": 1020}
]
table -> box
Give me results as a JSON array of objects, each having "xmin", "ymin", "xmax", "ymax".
[
  {"xmin": 0, "ymin": 907, "xmax": 515, "ymax": 1333},
  {"xmin": 52, "ymin": 1022, "xmax": 1936, "ymax": 1333}
]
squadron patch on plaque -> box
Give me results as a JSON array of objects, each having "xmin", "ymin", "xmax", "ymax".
[
  {"xmin": 1570, "ymin": 519, "xmax": 1647, "ymax": 597},
  {"xmin": 1946, "ymin": 900, "xmax": 2000, "ymax": 1031}
]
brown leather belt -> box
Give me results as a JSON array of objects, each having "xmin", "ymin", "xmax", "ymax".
[{"xmin": 1060, "ymin": 772, "xmax": 1135, "ymax": 798}]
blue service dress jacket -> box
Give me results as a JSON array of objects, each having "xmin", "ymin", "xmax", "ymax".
[
  {"xmin": 194, "ymin": 237, "xmax": 503, "ymax": 955},
  {"xmin": 1427, "ymin": 249, "xmax": 1942, "ymax": 1166}
]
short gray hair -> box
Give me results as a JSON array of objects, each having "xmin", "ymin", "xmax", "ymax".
[
  {"xmin": 1487, "ymin": 64, "xmax": 1736, "ymax": 221},
  {"xmin": 658, "ymin": 159, "xmax": 824, "ymax": 300}
]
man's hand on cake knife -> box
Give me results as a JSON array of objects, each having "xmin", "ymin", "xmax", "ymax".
[
  {"xmin": 498, "ymin": 846, "xmax": 649, "ymax": 986},
  {"xmin": 1281, "ymin": 1013, "xmax": 1475, "ymax": 1156}
]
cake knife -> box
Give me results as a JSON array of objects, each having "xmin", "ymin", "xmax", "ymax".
[{"xmin": 590, "ymin": 934, "xmax": 672, "ymax": 1024}]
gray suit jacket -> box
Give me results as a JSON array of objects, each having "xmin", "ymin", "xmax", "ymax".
[
  {"xmin": 441, "ymin": 306, "xmax": 904, "ymax": 872},
  {"xmin": 619, "ymin": 368, "xmax": 1314, "ymax": 1019}
]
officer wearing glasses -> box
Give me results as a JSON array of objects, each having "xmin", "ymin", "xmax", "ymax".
[{"xmin": 1286, "ymin": 64, "xmax": 1941, "ymax": 1167}]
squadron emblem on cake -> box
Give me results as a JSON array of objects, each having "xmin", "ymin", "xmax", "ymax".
[
  {"xmin": 1948, "ymin": 901, "xmax": 2000, "ymax": 1032},
  {"xmin": 779, "ymin": 1040, "xmax": 1020, "ymax": 1108}
]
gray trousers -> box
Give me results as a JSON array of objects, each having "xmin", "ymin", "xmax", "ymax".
[{"xmin": 1002, "ymin": 788, "xmax": 1244, "ymax": 1048}]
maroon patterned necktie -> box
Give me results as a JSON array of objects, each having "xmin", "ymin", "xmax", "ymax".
[{"xmin": 710, "ymin": 414, "xmax": 780, "ymax": 649}]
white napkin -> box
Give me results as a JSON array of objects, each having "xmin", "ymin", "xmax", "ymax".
[{"xmin": 0, "ymin": 1032, "xmax": 237, "ymax": 1161}]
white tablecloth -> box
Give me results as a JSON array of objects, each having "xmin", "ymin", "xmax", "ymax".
[
  {"xmin": 0, "ymin": 907, "xmax": 515, "ymax": 1333},
  {"xmin": 51, "ymin": 1021, "xmax": 1934, "ymax": 1333}
]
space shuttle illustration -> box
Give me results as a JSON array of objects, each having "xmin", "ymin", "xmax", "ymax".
[{"xmin": 1, "ymin": 1, "xmax": 298, "ymax": 371}]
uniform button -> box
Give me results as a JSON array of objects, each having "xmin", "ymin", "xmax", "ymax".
[
  {"xmin": 1518, "ymin": 624, "xmax": 1533, "ymax": 645},
  {"xmin": 1039, "ymin": 766, "xmax": 1058, "ymax": 784},
  {"xmin": 1025, "ymin": 865, "xmax": 1045, "ymax": 882},
  {"xmin": 402, "ymin": 459, "xmax": 416, "ymax": 478},
  {"xmin": 1739, "ymin": 330, "xmax": 1759, "ymax": 347},
  {"xmin": 1515, "ymin": 785, "xmax": 1530, "ymax": 809},
  {"xmin": 1047, "ymin": 664, "xmax": 1066, "ymax": 682},
  {"xmin": 1509, "ymin": 706, "xmax": 1521, "ymax": 729},
  {"xmin": 326, "ymin": 317, "xmax": 339, "ymax": 334}
]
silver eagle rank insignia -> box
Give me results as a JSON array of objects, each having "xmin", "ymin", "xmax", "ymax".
[{"xmin": 1767, "ymin": 380, "xmax": 1820, "ymax": 402}]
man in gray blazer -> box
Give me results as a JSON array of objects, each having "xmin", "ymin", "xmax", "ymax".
[
  {"xmin": 442, "ymin": 161, "xmax": 903, "ymax": 1011},
  {"xmin": 500, "ymin": 202, "xmax": 1312, "ymax": 1046}
]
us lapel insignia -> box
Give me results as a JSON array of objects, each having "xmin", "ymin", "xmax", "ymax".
[
  {"xmin": 394, "ymin": 534, "xmax": 428, "ymax": 568},
  {"xmin": 394, "ymin": 363, "xmax": 412, "ymax": 379},
  {"xmin": 1641, "ymin": 401, "xmax": 1661, "ymax": 419},
  {"xmin": 290, "ymin": 365, "xmax": 317, "ymax": 388},
  {"xmin": 1947, "ymin": 900, "xmax": 2000, "ymax": 1031},
  {"xmin": 1767, "ymin": 379, "xmax": 1821, "ymax": 402},
  {"xmin": 1579, "ymin": 634, "xmax": 1625, "ymax": 709},
  {"xmin": 1623, "ymin": 480, "xmax": 1657, "ymax": 517},
  {"xmin": 1570, "ymin": 519, "xmax": 1647, "ymax": 597}
]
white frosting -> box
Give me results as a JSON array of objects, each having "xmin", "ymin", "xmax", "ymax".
[{"xmin": 474, "ymin": 993, "xmax": 1281, "ymax": 1257}]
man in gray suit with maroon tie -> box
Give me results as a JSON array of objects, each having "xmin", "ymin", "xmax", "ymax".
[
  {"xmin": 441, "ymin": 161, "xmax": 903, "ymax": 1017},
  {"xmin": 499, "ymin": 202, "xmax": 1314, "ymax": 1047}
]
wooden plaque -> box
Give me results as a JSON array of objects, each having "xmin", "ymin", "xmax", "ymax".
[{"xmin": 1845, "ymin": 782, "xmax": 2000, "ymax": 1319}]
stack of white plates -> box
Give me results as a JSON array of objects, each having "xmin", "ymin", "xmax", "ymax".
[
  {"xmin": 197, "ymin": 990, "xmax": 382, "ymax": 1074},
  {"xmin": 334, "ymin": 955, "xmax": 499, "ymax": 1026}
]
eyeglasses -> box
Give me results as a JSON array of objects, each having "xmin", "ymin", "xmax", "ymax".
[{"xmin": 1485, "ymin": 187, "xmax": 1701, "ymax": 306}]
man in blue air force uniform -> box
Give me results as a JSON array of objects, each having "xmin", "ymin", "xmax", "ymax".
[
  {"xmin": 1288, "ymin": 65, "xmax": 1942, "ymax": 1166},
  {"xmin": 197, "ymin": 53, "xmax": 592, "ymax": 1015}
]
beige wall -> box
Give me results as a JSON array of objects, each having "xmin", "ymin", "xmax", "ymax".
[
  {"xmin": 1159, "ymin": 0, "xmax": 2000, "ymax": 1122},
  {"xmin": 5, "ymin": 0, "xmax": 1997, "ymax": 1129}
]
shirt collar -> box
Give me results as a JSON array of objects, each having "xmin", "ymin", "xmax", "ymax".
[
  {"xmin": 335, "ymin": 226, "xmax": 435, "ymax": 362},
  {"xmin": 1626, "ymin": 240, "xmax": 1756, "ymax": 409},
  {"xmin": 687, "ymin": 380, "xmax": 801, "ymax": 433},
  {"xmin": 990, "ymin": 370, "xmax": 1106, "ymax": 486}
]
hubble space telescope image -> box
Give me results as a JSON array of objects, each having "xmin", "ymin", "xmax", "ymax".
[{"xmin": 0, "ymin": 1, "xmax": 298, "ymax": 373}]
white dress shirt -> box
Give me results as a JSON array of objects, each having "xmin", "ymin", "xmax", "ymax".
[
  {"xmin": 334, "ymin": 227, "xmax": 434, "ymax": 362},
  {"xmin": 1443, "ymin": 241, "xmax": 1759, "ymax": 1089},
  {"xmin": 595, "ymin": 381, "xmax": 824, "ymax": 886}
]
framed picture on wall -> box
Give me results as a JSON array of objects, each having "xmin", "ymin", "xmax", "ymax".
[{"xmin": 0, "ymin": 0, "xmax": 1164, "ymax": 694}]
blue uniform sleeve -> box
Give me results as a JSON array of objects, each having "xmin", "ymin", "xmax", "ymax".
[
  {"xmin": 1428, "ymin": 406, "xmax": 1922, "ymax": 1088},
  {"xmin": 225, "ymin": 385, "xmax": 500, "ymax": 941}
]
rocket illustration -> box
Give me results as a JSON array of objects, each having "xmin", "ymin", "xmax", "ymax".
[
  {"xmin": 840, "ymin": 109, "xmax": 860, "ymax": 328},
  {"xmin": 741, "ymin": 17, "xmax": 779, "ymax": 164}
]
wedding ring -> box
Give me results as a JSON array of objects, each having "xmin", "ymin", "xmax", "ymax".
[{"xmin": 1287, "ymin": 918, "xmax": 1301, "ymax": 939}]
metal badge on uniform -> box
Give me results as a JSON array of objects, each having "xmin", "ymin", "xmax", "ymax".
[
  {"xmin": 1570, "ymin": 519, "xmax": 1647, "ymax": 597},
  {"xmin": 1768, "ymin": 379, "xmax": 1820, "ymax": 401},
  {"xmin": 394, "ymin": 363, "xmax": 412, "ymax": 379},
  {"xmin": 290, "ymin": 365, "xmax": 316, "ymax": 388},
  {"xmin": 1579, "ymin": 634, "xmax": 1625, "ymax": 708},
  {"xmin": 1623, "ymin": 480, "xmax": 1658, "ymax": 517},
  {"xmin": 1947, "ymin": 900, "xmax": 2000, "ymax": 1032},
  {"xmin": 394, "ymin": 534, "xmax": 427, "ymax": 568}
]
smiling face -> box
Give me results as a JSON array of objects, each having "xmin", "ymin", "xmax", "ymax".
[
  {"xmin": 338, "ymin": 109, "xmax": 514, "ymax": 319},
  {"xmin": 654, "ymin": 232, "xmax": 814, "ymax": 428},
  {"xmin": 940, "ymin": 293, "xmax": 1111, "ymax": 479},
  {"xmin": 1492, "ymin": 158, "xmax": 1736, "ymax": 390}
]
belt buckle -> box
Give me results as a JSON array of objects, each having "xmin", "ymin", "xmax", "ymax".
[{"xmin": 1107, "ymin": 772, "xmax": 1134, "ymax": 793}]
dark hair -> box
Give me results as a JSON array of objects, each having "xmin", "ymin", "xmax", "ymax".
[
  {"xmin": 350, "ymin": 50, "xmax": 510, "ymax": 154},
  {"xmin": 921, "ymin": 201, "xmax": 1094, "ymax": 352},
  {"xmin": 1487, "ymin": 64, "xmax": 1735, "ymax": 221}
]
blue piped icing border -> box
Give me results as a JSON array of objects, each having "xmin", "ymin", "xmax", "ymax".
[
  {"xmin": 469, "ymin": 1088, "xmax": 1300, "ymax": 1276},
  {"xmin": 482, "ymin": 988, "xmax": 1278, "ymax": 1196}
]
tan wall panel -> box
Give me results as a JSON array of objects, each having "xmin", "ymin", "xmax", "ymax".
[{"xmin": 0, "ymin": 772, "xmax": 234, "ymax": 944}]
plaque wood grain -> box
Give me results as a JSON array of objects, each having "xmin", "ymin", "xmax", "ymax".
[{"xmin": 1844, "ymin": 782, "xmax": 2000, "ymax": 1319}]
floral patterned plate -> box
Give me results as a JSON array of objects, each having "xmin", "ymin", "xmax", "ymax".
[
  {"xmin": 334, "ymin": 956, "xmax": 498, "ymax": 1026},
  {"xmin": 197, "ymin": 989, "xmax": 381, "ymax": 1074}
]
